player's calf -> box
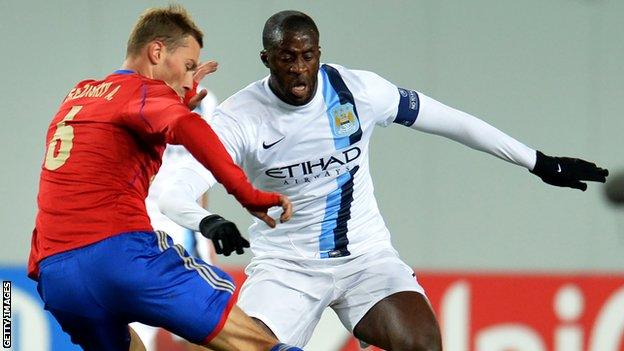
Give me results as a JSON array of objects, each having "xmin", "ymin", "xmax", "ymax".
[{"xmin": 206, "ymin": 305, "xmax": 304, "ymax": 351}]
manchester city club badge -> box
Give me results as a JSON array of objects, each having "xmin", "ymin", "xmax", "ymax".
[{"xmin": 330, "ymin": 103, "xmax": 360, "ymax": 137}]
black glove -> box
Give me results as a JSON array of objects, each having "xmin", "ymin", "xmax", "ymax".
[
  {"xmin": 199, "ymin": 215, "xmax": 250, "ymax": 256},
  {"xmin": 530, "ymin": 150, "xmax": 609, "ymax": 191}
]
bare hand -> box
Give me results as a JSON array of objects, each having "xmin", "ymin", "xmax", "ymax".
[
  {"xmin": 187, "ymin": 89, "xmax": 207, "ymax": 111},
  {"xmin": 249, "ymin": 195, "xmax": 292, "ymax": 228},
  {"xmin": 186, "ymin": 61, "xmax": 219, "ymax": 110},
  {"xmin": 194, "ymin": 60, "xmax": 218, "ymax": 82}
]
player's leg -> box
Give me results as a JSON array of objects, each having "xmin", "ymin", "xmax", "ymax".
[
  {"xmin": 251, "ymin": 318, "xmax": 278, "ymax": 338},
  {"xmin": 130, "ymin": 231, "xmax": 301, "ymax": 351},
  {"xmin": 178, "ymin": 309, "xmax": 301, "ymax": 351},
  {"xmin": 235, "ymin": 258, "xmax": 334, "ymax": 347},
  {"xmin": 36, "ymin": 247, "xmax": 140, "ymax": 351},
  {"xmin": 41, "ymin": 307, "xmax": 136, "ymax": 351},
  {"xmin": 129, "ymin": 322, "xmax": 158, "ymax": 350},
  {"xmin": 353, "ymin": 291, "xmax": 441, "ymax": 351},
  {"xmin": 129, "ymin": 326, "xmax": 147, "ymax": 351},
  {"xmin": 186, "ymin": 343, "xmax": 211, "ymax": 351},
  {"xmin": 332, "ymin": 248, "xmax": 442, "ymax": 351},
  {"xmin": 205, "ymin": 305, "xmax": 281, "ymax": 350},
  {"xmin": 167, "ymin": 225, "xmax": 216, "ymax": 351}
]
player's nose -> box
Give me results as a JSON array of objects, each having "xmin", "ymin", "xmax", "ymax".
[
  {"xmin": 182, "ymin": 73, "xmax": 194, "ymax": 92},
  {"xmin": 289, "ymin": 57, "xmax": 307, "ymax": 74}
]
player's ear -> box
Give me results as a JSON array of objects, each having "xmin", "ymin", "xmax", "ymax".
[
  {"xmin": 260, "ymin": 50, "xmax": 269, "ymax": 68},
  {"xmin": 147, "ymin": 40, "xmax": 165, "ymax": 65}
]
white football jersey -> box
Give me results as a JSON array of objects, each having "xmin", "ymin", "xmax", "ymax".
[
  {"xmin": 163, "ymin": 63, "xmax": 535, "ymax": 260},
  {"xmin": 205, "ymin": 64, "xmax": 417, "ymax": 259}
]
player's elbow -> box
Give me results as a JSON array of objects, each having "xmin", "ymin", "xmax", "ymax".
[{"xmin": 157, "ymin": 187, "xmax": 178, "ymax": 218}]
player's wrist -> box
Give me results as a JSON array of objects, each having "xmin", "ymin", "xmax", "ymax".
[
  {"xmin": 183, "ymin": 80, "xmax": 200, "ymax": 107},
  {"xmin": 199, "ymin": 214, "xmax": 226, "ymax": 238},
  {"xmin": 242, "ymin": 191, "xmax": 281, "ymax": 212},
  {"xmin": 530, "ymin": 150, "xmax": 557, "ymax": 177}
]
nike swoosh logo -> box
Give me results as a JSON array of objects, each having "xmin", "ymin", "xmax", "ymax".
[
  {"xmin": 557, "ymin": 164, "xmax": 562, "ymax": 173},
  {"xmin": 262, "ymin": 137, "xmax": 285, "ymax": 149}
]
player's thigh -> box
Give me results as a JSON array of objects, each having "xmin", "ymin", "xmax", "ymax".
[
  {"xmin": 331, "ymin": 250, "xmax": 426, "ymax": 331},
  {"xmin": 128, "ymin": 231, "xmax": 238, "ymax": 345},
  {"xmin": 354, "ymin": 291, "xmax": 441, "ymax": 351},
  {"xmin": 332, "ymin": 250, "xmax": 440, "ymax": 349},
  {"xmin": 46, "ymin": 306, "xmax": 132, "ymax": 351},
  {"xmin": 37, "ymin": 250, "xmax": 133, "ymax": 350},
  {"xmin": 237, "ymin": 260, "xmax": 333, "ymax": 347}
]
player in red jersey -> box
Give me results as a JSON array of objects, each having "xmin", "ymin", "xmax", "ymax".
[{"xmin": 29, "ymin": 5, "xmax": 302, "ymax": 351}]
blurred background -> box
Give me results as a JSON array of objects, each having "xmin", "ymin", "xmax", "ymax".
[{"xmin": 1, "ymin": 0, "xmax": 622, "ymax": 350}]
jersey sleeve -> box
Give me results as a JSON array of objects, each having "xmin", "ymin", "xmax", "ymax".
[
  {"xmin": 158, "ymin": 159, "xmax": 216, "ymax": 231},
  {"xmin": 351, "ymin": 70, "xmax": 403, "ymax": 127},
  {"xmin": 355, "ymin": 70, "xmax": 535, "ymax": 169},
  {"xmin": 410, "ymin": 92, "xmax": 536, "ymax": 169},
  {"xmin": 183, "ymin": 80, "xmax": 200, "ymax": 106},
  {"xmin": 351, "ymin": 69, "xmax": 421, "ymax": 128},
  {"xmin": 120, "ymin": 82, "xmax": 281, "ymax": 211}
]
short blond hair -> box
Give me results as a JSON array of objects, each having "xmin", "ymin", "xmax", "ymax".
[{"xmin": 126, "ymin": 4, "xmax": 203, "ymax": 57}]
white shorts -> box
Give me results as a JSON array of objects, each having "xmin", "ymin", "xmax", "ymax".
[{"xmin": 237, "ymin": 248, "xmax": 426, "ymax": 347}]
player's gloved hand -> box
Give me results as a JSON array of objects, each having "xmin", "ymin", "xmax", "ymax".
[
  {"xmin": 199, "ymin": 214, "xmax": 250, "ymax": 256},
  {"xmin": 530, "ymin": 150, "xmax": 609, "ymax": 191}
]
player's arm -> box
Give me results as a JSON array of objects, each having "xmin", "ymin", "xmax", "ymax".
[
  {"xmin": 406, "ymin": 92, "xmax": 608, "ymax": 190},
  {"xmin": 158, "ymin": 105, "xmax": 275, "ymax": 257},
  {"xmin": 119, "ymin": 86, "xmax": 291, "ymax": 222},
  {"xmin": 157, "ymin": 161, "xmax": 252, "ymax": 256},
  {"xmin": 184, "ymin": 60, "xmax": 218, "ymax": 110},
  {"xmin": 362, "ymin": 70, "xmax": 608, "ymax": 190},
  {"xmin": 167, "ymin": 111, "xmax": 291, "ymax": 222}
]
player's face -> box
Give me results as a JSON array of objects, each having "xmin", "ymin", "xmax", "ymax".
[
  {"xmin": 154, "ymin": 36, "xmax": 200, "ymax": 98},
  {"xmin": 263, "ymin": 30, "xmax": 321, "ymax": 106}
]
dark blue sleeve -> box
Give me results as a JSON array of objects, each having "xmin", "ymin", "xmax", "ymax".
[{"xmin": 394, "ymin": 88, "xmax": 420, "ymax": 127}]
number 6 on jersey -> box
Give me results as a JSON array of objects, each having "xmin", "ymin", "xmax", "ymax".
[{"xmin": 44, "ymin": 105, "xmax": 82, "ymax": 170}]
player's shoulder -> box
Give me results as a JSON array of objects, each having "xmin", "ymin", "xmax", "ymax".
[
  {"xmin": 216, "ymin": 78, "xmax": 268, "ymax": 122},
  {"xmin": 322, "ymin": 63, "xmax": 390, "ymax": 91}
]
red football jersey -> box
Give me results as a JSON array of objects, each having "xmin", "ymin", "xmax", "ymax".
[{"xmin": 29, "ymin": 71, "xmax": 279, "ymax": 279}]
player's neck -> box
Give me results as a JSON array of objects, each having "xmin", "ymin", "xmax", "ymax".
[{"xmin": 120, "ymin": 56, "xmax": 155, "ymax": 79}]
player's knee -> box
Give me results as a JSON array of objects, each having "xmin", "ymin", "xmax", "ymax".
[{"xmin": 391, "ymin": 327, "xmax": 441, "ymax": 351}]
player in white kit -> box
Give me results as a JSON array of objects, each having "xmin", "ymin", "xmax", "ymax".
[{"xmin": 158, "ymin": 11, "xmax": 608, "ymax": 350}]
